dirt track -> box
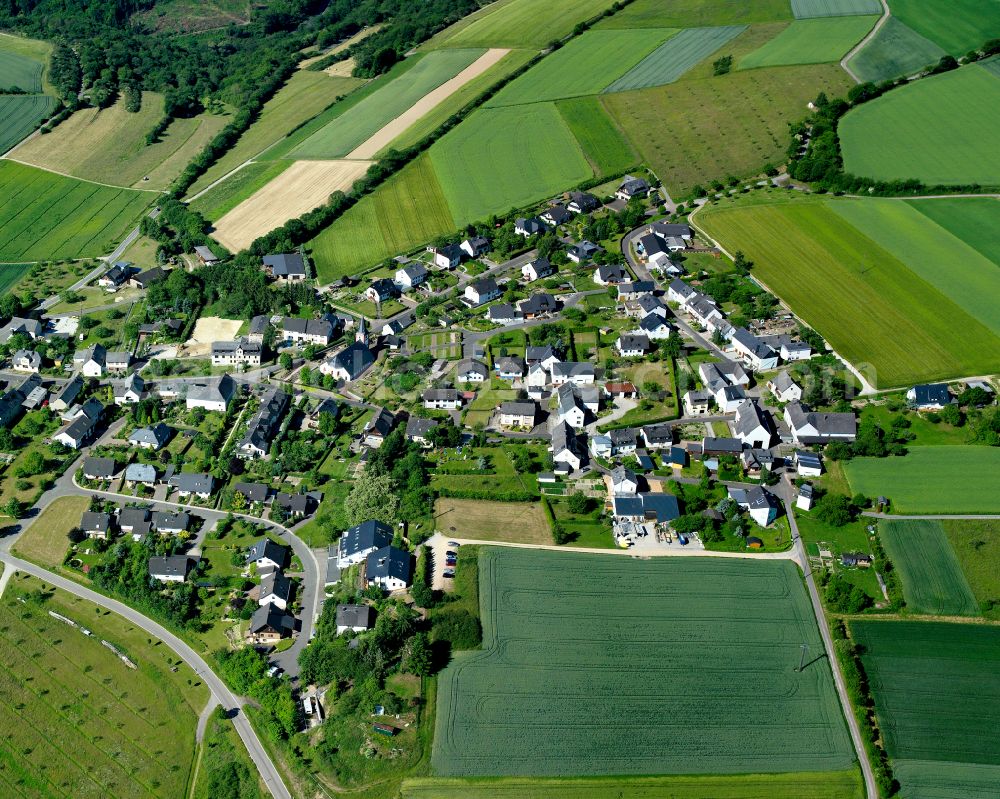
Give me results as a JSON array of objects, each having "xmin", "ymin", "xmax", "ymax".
[
  {"xmin": 345, "ymin": 47, "xmax": 510, "ymax": 159},
  {"xmin": 211, "ymin": 159, "xmax": 371, "ymax": 252}
]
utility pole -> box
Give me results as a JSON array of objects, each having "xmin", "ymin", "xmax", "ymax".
[{"xmin": 796, "ymin": 642, "xmax": 809, "ymax": 672}]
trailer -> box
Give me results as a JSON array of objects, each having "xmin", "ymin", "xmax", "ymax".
[{"xmin": 372, "ymin": 722, "xmax": 396, "ymax": 737}]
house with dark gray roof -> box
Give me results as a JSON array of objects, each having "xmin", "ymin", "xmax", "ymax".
[
  {"xmin": 784, "ymin": 402, "xmax": 857, "ymax": 445},
  {"xmin": 423, "ymin": 388, "xmax": 463, "ymax": 410},
  {"xmin": 456, "ymin": 359, "xmax": 488, "ymax": 383},
  {"xmin": 168, "ymin": 472, "xmax": 215, "ymax": 498},
  {"xmin": 0, "ymin": 316, "xmax": 42, "ymax": 344},
  {"xmin": 151, "ymin": 511, "xmax": 190, "ymax": 534},
  {"xmin": 338, "ymin": 520, "xmax": 392, "ymax": 568},
  {"xmin": 518, "ymin": 293, "xmax": 558, "ymax": 319},
  {"xmin": 248, "ymin": 538, "xmax": 288, "ymax": 571},
  {"xmin": 238, "ymin": 387, "xmax": 289, "ymax": 459},
  {"xmin": 498, "ymin": 401, "xmax": 537, "ymax": 429},
  {"xmin": 594, "ymin": 263, "xmax": 627, "ymax": 285},
  {"xmin": 82, "ymin": 457, "xmax": 116, "ymax": 481},
  {"xmin": 515, "ymin": 216, "xmax": 547, "ymax": 237},
  {"xmin": 263, "ymin": 253, "xmax": 306, "ymax": 281},
  {"xmin": 728, "ymin": 485, "xmax": 780, "ymax": 527},
  {"xmin": 336, "ymin": 604, "xmax": 376, "ymax": 634},
  {"xmin": 486, "ymin": 303, "xmax": 521, "ymax": 325},
  {"xmin": 394, "ymin": 263, "xmax": 428, "ymax": 291},
  {"xmin": 148, "ymin": 555, "xmax": 192, "ymax": 583},
  {"xmin": 282, "ymin": 316, "xmax": 338, "ymax": 346},
  {"xmin": 540, "ymin": 204, "xmax": 572, "ymax": 227},
  {"xmin": 907, "ymin": 383, "xmax": 953, "ymax": 411},
  {"xmin": 81, "ymin": 511, "xmax": 112, "ymax": 539},
  {"xmin": 129, "ymin": 422, "xmax": 172, "ymax": 450},
  {"xmin": 274, "ymin": 492, "xmax": 313, "ymax": 518},
  {"xmin": 363, "ymin": 407, "xmax": 396, "ymax": 447},
  {"xmin": 248, "ymin": 603, "xmax": 295, "ymax": 643},
  {"xmin": 732, "ymin": 399, "xmax": 775, "ymax": 449},
  {"xmin": 258, "ymin": 570, "xmax": 293, "ymax": 610},
  {"xmin": 405, "ymin": 416, "xmax": 438, "ymax": 446},
  {"xmin": 364, "ymin": 546, "xmax": 412, "ymax": 591},
  {"xmin": 234, "ymin": 482, "xmax": 269, "ymax": 504},
  {"xmin": 616, "ymin": 175, "xmax": 649, "ymax": 200},
  {"xmin": 550, "ymin": 420, "xmax": 582, "ymax": 472}
]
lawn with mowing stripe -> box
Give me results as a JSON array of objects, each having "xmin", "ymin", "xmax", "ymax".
[
  {"xmin": 792, "ymin": 0, "xmax": 882, "ymax": 17},
  {"xmin": 0, "ymin": 160, "xmax": 153, "ymax": 261},
  {"xmin": 606, "ymin": 63, "xmax": 852, "ymax": 196},
  {"xmin": 739, "ymin": 16, "xmax": 877, "ymax": 68},
  {"xmin": 845, "ymin": 446, "xmax": 1000, "ymax": 514},
  {"xmin": 696, "ymin": 198, "xmax": 1000, "ymax": 386},
  {"xmin": 826, "ymin": 198, "xmax": 1000, "ymax": 335},
  {"xmin": 596, "ymin": 0, "xmax": 791, "ymax": 28},
  {"xmin": 190, "ymin": 160, "xmax": 291, "ymax": 222},
  {"xmin": 429, "ymin": 0, "xmax": 615, "ymax": 49},
  {"xmin": 878, "ymin": 519, "xmax": 979, "ymax": 616},
  {"xmin": 403, "ymin": 772, "xmax": 863, "ymax": 798},
  {"xmin": 606, "ymin": 25, "xmax": 746, "ymax": 90},
  {"xmin": 889, "ymin": 0, "xmax": 1000, "ymax": 55},
  {"xmin": 430, "ymin": 102, "xmax": 593, "ymax": 224},
  {"xmin": 556, "ymin": 95, "xmax": 638, "ymax": 175},
  {"xmin": 488, "ymin": 29, "xmax": 675, "ymax": 106},
  {"xmin": 839, "ymin": 63, "xmax": 1000, "ymax": 185},
  {"xmin": 850, "ymin": 620, "xmax": 1000, "ymax": 798},
  {"xmin": 289, "ymin": 49, "xmax": 485, "ymax": 158},
  {"xmin": 846, "ymin": 16, "xmax": 946, "ymax": 82},
  {"xmin": 308, "ymin": 152, "xmax": 455, "ymax": 281},
  {"xmin": 434, "ymin": 550, "xmax": 855, "ymax": 776},
  {"xmin": 0, "ymin": 94, "xmax": 55, "ymax": 155}
]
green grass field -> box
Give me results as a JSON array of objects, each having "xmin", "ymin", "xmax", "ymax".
[
  {"xmin": 846, "ymin": 16, "xmax": 946, "ymax": 82},
  {"xmin": 190, "ymin": 160, "xmax": 291, "ymax": 222},
  {"xmin": 434, "ymin": 549, "xmax": 855, "ymax": 776},
  {"xmin": 840, "ymin": 64, "xmax": 1000, "ymax": 185},
  {"xmin": 942, "ymin": 519, "xmax": 1000, "ymax": 619},
  {"xmin": 596, "ymin": 0, "xmax": 791, "ymax": 28},
  {"xmin": 792, "ymin": 0, "xmax": 882, "ymax": 17},
  {"xmin": 186, "ymin": 71, "xmax": 364, "ymax": 195},
  {"xmin": 905, "ymin": 197, "xmax": 1000, "ymax": 265},
  {"xmin": 429, "ymin": 0, "xmax": 615, "ymax": 49},
  {"xmin": 0, "ymin": 94, "xmax": 55, "ymax": 154},
  {"xmin": 0, "ymin": 160, "xmax": 153, "ymax": 261},
  {"xmin": 606, "ymin": 63, "xmax": 852, "ymax": 196},
  {"xmin": 696, "ymin": 197, "xmax": 1000, "ymax": 386},
  {"xmin": 889, "ymin": 0, "xmax": 1000, "ymax": 56},
  {"xmin": 851, "ymin": 620, "xmax": 1000, "ymax": 798},
  {"xmin": 556, "ymin": 95, "xmax": 638, "ymax": 174},
  {"xmin": 289, "ymin": 49, "xmax": 485, "ymax": 158},
  {"xmin": 403, "ymin": 772, "xmax": 863, "ymax": 799},
  {"xmin": 308, "ymin": 152, "xmax": 455, "ymax": 281},
  {"xmin": 739, "ymin": 16, "xmax": 877, "ymax": 68},
  {"xmin": 845, "ymin": 446, "xmax": 1000, "ymax": 514},
  {"xmin": 606, "ymin": 25, "xmax": 747, "ymax": 90},
  {"xmin": 430, "ymin": 102, "xmax": 593, "ymax": 224},
  {"xmin": 0, "ymin": 573, "xmax": 208, "ymax": 799},
  {"xmin": 826, "ymin": 198, "xmax": 1000, "ymax": 335},
  {"xmin": 0, "ymin": 44, "xmax": 44, "ymax": 93},
  {"xmin": 488, "ymin": 29, "xmax": 676, "ymax": 106},
  {"xmin": 878, "ymin": 519, "xmax": 980, "ymax": 616}
]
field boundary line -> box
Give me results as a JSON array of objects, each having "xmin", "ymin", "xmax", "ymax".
[
  {"xmin": 184, "ymin": 158, "xmax": 256, "ymax": 203},
  {"xmin": 840, "ymin": 0, "xmax": 890, "ymax": 83},
  {"xmin": 1, "ymin": 156, "xmax": 165, "ymax": 193}
]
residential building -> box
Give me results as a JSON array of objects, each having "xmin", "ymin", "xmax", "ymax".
[
  {"xmin": 73, "ymin": 344, "xmax": 107, "ymax": 377},
  {"xmin": 540, "ymin": 204, "xmax": 571, "ymax": 227},
  {"xmin": 282, "ymin": 316, "xmax": 338, "ymax": 346},
  {"xmin": 498, "ymin": 401, "xmax": 537, "ymax": 429},
  {"xmin": 274, "ymin": 492, "xmax": 313, "ymax": 519},
  {"xmin": 258, "ymin": 571, "xmax": 293, "ymax": 610},
  {"xmin": 211, "ymin": 338, "xmax": 262, "ymax": 367},
  {"xmin": 567, "ymin": 191, "xmax": 599, "ymax": 213},
  {"xmin": 605, "ymin": 381, "xmax": 637, "ymax": 400},
  {"xmin": 616, "ymin": 175, "xmax": 649, "ymax": 200},
  {"xmin": 637, "ymin": 232, "xmax": 671, "ymax": 268},
  {"xmin": 486, "ymin": 303, "xmax": 521, "ymax": 325},
  {"xmin": 609, "ymin": 466, "xmax": 638, "ymax": 495},
  {"xmin": 784, "ymin": 402, "xmax": 857, "ymax": 445},
  {"xmin": 336, "ymin": 604, "xmax": 376, "ymax": 635},
  {"xmin": 98, "ymin": 262, "xmax": 131, "ymax": 287},
  {"xmin": 522, "ymin": 257, "xmax": 554, "ymax": 282},
  {"xmin": 248, "ymin": 538, "xmax": 289, "ymax": 571},
  {"xmin": 590, "ymin": 433, "xmax": 612, "ymax": 459},
  {"xmin": 728, "ymin": 486, "xmax": 780, "ymax": 527},
  {"xmin": 526, "ymin": 362, "xmax": 548, "ymax": 393},
  {"xmin": 730, "ymin": 328, "xmax": 779, "ymax": 371},
  {"xmin": 422, "ymin": 388, "xmax": 462, "ymax": 410},
  {"xmin": 464, "ymin": 277, "xmax": 501, "ymax": 306},
  {"xmin": 82, "ymin": 457, "xmax": 116, "ymax": 481},
  {"xmin": 795, "ymin": 450, "xmax": 823, "ymax": 477},
  {"xmin": 321, "ymin": 341, "xmax": 375, "ymax": 381},
  {"xmin": 525, "ymin": 345, "xmax": 562, "ymax": 371},
  {"xmin": 248, "ymin": 603, "xmax": 295, "ymax": 643},
  {"xmin": 49, "ymin": 376, "xmax": 82, "ymax": 412},
  {"xmin": 113, "ymin": 373, "xmax": 144, "ymax": 405},
  {"xmin": 495, "ymin": 356, "xmax": 525, "ymax": 380},
  {"xmin": 151, "ymin": 511, "xmax": 190, "ymax": 535},
  {"xmin": 148, "ymin": 556, "xmax": 192, "ymax": 583},
  {"xmin": 0, "ymin": 316, "xmax": 42, "ymax": 343},
  {"xmin": 366, "ymin": 278, "xmax": 398, "ymax": 304},
  {"xmin": 617, "ymin": 333, "xmax": 650, "ymax": 357},
  {"xmin": 641, "ymin": 424, "xmax": 673, "ymax": 450},
  {"xmin": 169, "ymin": 472, "xmax": 215, "ymax": 499},
  {"xmin": 338, "ymin": 520, "xmax": 393, "ymax": 568},
  {"xmin": 81, "ymin": 511, "xmax": 112, "ymax": 539},
  {"xmin": 460, "ymin": 236, "xmax": 490, "ymax": 259},
  {"xmin": 518, "ymin": 293, "xmax": 558, "ymax": 319},
  {"xmin": 687, "ymin": 296, "xmax": 722, "ymax": 328},
  {"xmin": 129, "ymin": 267, "xmax": 166, "ymax": 289},
  {"xmin": 262, "ymin": 253, "xmax": 306, "ymax": 281},
  {"xmin": 428, "ymin": 243, "xmax": 463, "ymax": 269},
  {"xmin": 714, "ymin": 384, "xmax": 746, "ymax": 413},
  {"xmin": 365, "ymin": 546, "xmax": 412, "ymax": 591},
  {"xmin": 129, "ymin": 422, "xmax": 172, "ymax": 450},
  {"xmin": 683, "ymin": 390, "xmax": 711, "ymax": 416},
  {"xmin": 119, "ymin": 507, "xmax": 151, "ymax": 537},
  {"xmin": 234, "ymin": 482, "xmax": 269, "ymax": 505},
  {"xmin": 550, "ymin": 361, "xmax": 594, "ymax": 386},
  {"xmin": 363, "ymin": 407, "xmax": 395, "ymax": 447},
  {"xmin": 11, "ymin": 349, "xmax": 40, "ymax": 373},
  {"xmin": 907, "ymin": 383, "xmax": 953, "ymax": 411},
  {"xmin": 702, "ymin": 437, "xmax": 743, "ymax": 457},
  {"xmin": 649, "ymin": 222, "xmax": 693, "ymax": 243},
  {"xmin": 194, "ymin": 246, "xmax": 219, "ymax": 265},
  {"xmin": 124, "ymin": 463, "xmax": 156, "ymax": 487},
  {"xmin": 183, "ymin": 375, "xmax": 236, "ymax": 412},
  {"xmin": 567, "ymin": 240, "xmax": 600, "ymax": 263},
  {"xmin": 768, "ymin": 371, "xmax": 802, "ymax": 403},
  {"xmin": 237, "ymin": 388, "xmax": 290, "ymax": 459},
  {"xmin": 247, "ymin": 315, "xmax": 269, "ymax": 345},
  {"xmin": 106, "ymin": 351, "xmax": 131, "ymax": 372},
  {"xmin": 617, "ymin": 280, "xmax": 655, "ymax": 300},
  {"xmin": 550, "ymin": 420, "xmax": 582, "ymax": 472},
  {"xmin": 612, "ymin": 493, "xmax": 680, "ymax": 523},
  {"xmin": 556, "ymin": 384, "xmax": 586, "ymax": 429},
  {"xmin": 53, "ymin": 407, "xmax": 100, "ymax": 449},
  {"xmin": 732, "ymin": 399, "xmax": 775, "ymax": 449},
  {"xmin": 514, "ymin": 217, "xmax": 546, "ymax": 237},
  {"xmin": 593, "ymin": 263, "xmax": 626, "ymax": 285},
  {"xmin": 405, "ymin": 416, "xmax": 438, "ymax": 447},
  {"xmin": 667, "ymin": 278, "xmax": 697, "ymax": 306},
  {"xmin": 636, "ymin": 313, "xmax": 672, "ymax": 339},
  {"xmin": 609, "ymin": 427, "xmax": 637, "ymax": 456},
  {"xmin": 455, "ymin": 359, "xmax": 488, "ymax": 383},
  {"xmin": 394, "ymin": 263, "xmax": 428, "ymax": 291}
]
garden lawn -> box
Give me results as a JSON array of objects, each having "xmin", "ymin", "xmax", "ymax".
[
  {"xmin": 605, "ymin": 25, "xmax": 747, "ymax": 91},
  {"xmin": 696, "ymin": 198, "xmax": 1000, "ymax": 386},
  {"xmin": 556, "ymin": 96, "xmax": 638, "ymax": 175},
  {"xmin": 0, "ymin": 94, "xmax": 55, "ymax": 155},
  {"xmin": 889, "ymin": 0, "xmax": 1000, "ymax": 56},
  {"xmin": 11, "ymin": 495, "xmax": 90, "ymax": 568},
  {"xmin": 606, "ymin": 64, "xmax": 851, "ymax": 196},
  {"xmin": 549, "ymin": 499, "xmax": 614, "ymax": 548},
  {"xmin": 878, "ymin": 519, "xmax": 979, "ymax": 616},
  {"xmin": 435, "ymin": 550, "xmax": 855, "ymax": 776},
  {"xmin": 942, "ymin": 519, "xmax": 1000, "ymax": 619},
  {"xmin": 0, "ymin": 160, "xmax": 153, "ymax": 261},
  {"xmin": 596, "ymin": 0, "xmax": 792, "ymax": 28},
  {"xmin": 795, "ymin": 512, "xmax": 881, "ymax": 602},
  {"xmin": 845, "ymin": 16, "xmax": 945, "ymax": 82},
  {"xmin": 738, "ymin": 16, "xmax": 877, "ymax": 68},
  {"xmin": 839, "ymin": 63, "xmax": 1000, "ymax": 185},
  {"xmin": 189, "ymin": 160, "xmax": 291, "ymax": 222},
  {"xmin": 429, "ymin": 0, "xmax": 616, "ymax": 49},
  {"xmin": 850, "ymin": 620, "xmax": 1000, "ymax": 798},
  {"xmin": 430, "ymin": 103, "xmax": 593, "ymax": 224},
  {"xmin": 308, "ymin": 153, "xmax": 455, "ymax": 281},
  {"xmin": 288, "ymin": 49, "xmax": 485, "ymax": 158},
  {"xmin": 487, "ymin": 29, "xmax": 676, "ymax": 106},
  {"xmin": 433, "ymin": 498, "xmax": 551, "ymax": 544},
  {"xmin": 844, "ymin": 446, "xmax": 1000, "ymax": 514},
  {"xmin": 792, "ymin": 0, "xmax": 882, "ymax": 18}
]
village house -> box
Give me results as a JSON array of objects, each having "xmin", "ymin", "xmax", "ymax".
[
  {"xmin": 556, "ymin": 384, "xmax": 586, "ymax": 429},
  {"xmin": 525, "ymin": 345, "xmax": 562, "ymax": 371},
  {"xmin": 262, "ymin": 253, "xmax": 307, "ymax": 281},
  {"xmin": 616, "ymin": 175, "xmax": 649, "ymax": 201},
  {"xmin": 237, "ymin": 388, "xmax": 289, "ymax": 459},
  {"xmin": 248, "ymin": 538, "xmax": 288, "ymax": 572},
  {"xmin": 610, "ymin": 427, "xmax": 637, "ymax": 457},
  {"xmin": 617, "ymin": 333, "xmax": 650, "ymax": 358},
  {"xmin": 486, "ymin": 303, "xmax": 522, "ymax": 325},
  {"xmin": 336, "ymin": 604, "xmax": 376, "ymax": 635},
  {"xmin": 151, "ymin": 511, "xmax": 190, "ymax": 535},
  {"xmin": 394, "ymin": 263, "xmax": 428, "ymax": 291},
  {"xmin": 683, "ymin": 390, "xmax": 711, "ymax": 416},
  {"xmin": 567, "ymin": 191, "xmax": 599, "ymax": 214},
  {"xmin": 211, "ymin": 338, "xmax": 262, "ymax": 367},
  {"xmin": 907, "ymin": 383, "xmax": 953, "ymax": 411},
  {"xmin": 73, "ymin": 344, "xmax": 107, "ymax": 377},
  {"xmin": 258, "ymin": 571, "xmax": 293, "ymax": 610},
  {"xmin": 422, "ymin": 388, "xmax": 463, "ymax": 410},
  {"xmin": 526, "ymin": 362, "xmax": 548, "ymax": 393},
  {"xmin": 522, "ymin": 256, "xmax": 554, "ymax": 282},
  {"xmin": 364, "ymin": 546, "xmax": 412, "ymax": 591},
  {"xmin": 234, "ymin": 482, "xmax": 269, "ymax": 506},
  {"xmin": 768, "ymin": 370, "xmax": 802, "ymax": 403},
  {"xmin": 49, "ymin": 376, "xmax": 82, "ymax": 412},
  {"xmin": 797, "ymin": 483, "xmax": 815, "ymax": 511},
  {"xmin": 515, "ymin": 217, "xmax": 547, "ymax": 237},
  {"xmin": 11, "ymin": 349, "xmax": 41, "ymax": 373},
  {"xmin": 455, "ymin": 359, "xmax": 488, "ymax": 383},
  {"xmin": 641, "ymin": 424, "xmax": 673, "ymax": 450},
  {"xmin": 82, "ymin": 457, "xmax": 116, "ymax": 481},
  {"xmin": 81, "ymin": 511, "xmax": 112, "ymax": 539},
  {"xmin": 729, "ymin": 328, "xmax": 779, "ymax": 371},
  {"xmin": 612, "ymin": 494, "xmax": 680, "ymax": 523},
  {"xmin": 148, "ymin": 556, "xmax": 192, "ymax": 584},
  {"xmin": 495, "ymin": 356, "xmax": 526, "ymax": 380},
  {"xmin": 605, "ymin": 381, "xmax": 637, "ymax": 400},
  {"xmin": 53, "ymin": 401, "xmax": 102, "ymax": 449},
  {"xmin": 363, "ymin": 407, "xmax": 396, "ymax": 448},
  {"xmin": 567, "ymin": 240, "xmax": 600, "ymax": 263},
  {"xmin": 593, "ymin": 263, "xmax": 627, "ymax": 285},
  {"xmin": 667, "ymin": 278, "xmax": 697, "ymax": 306},
  {"xmin": 129, "ymin": 266, "xmax": 166, "ymax": 290},
  {"xmin": 0, "ymin": 316, "xmax": 42, "ymax": 343},
  {"xmin": 169, "ymin": 472, "xmax": 215, "ymax": 499},
  {"xmin": 732, "ymin": 399, "xmax": 775, "ymax": 449},
  {"xmin": 741, "ymin": 447, "xmax": 775, "ymax": 478},
  {"xmin": 609, "ymin": 466, "xmax": 639, "ymax": 495},
  {"xmin": 247, "ymin": 315, "xmax": 269, "ymax": 345},
  {"xmin": 428, "ymin": 243, "xmax": 463, "ymax": 269},
  {"xmin": 460, "ymin": 236, "xmax": 490, "ymax": 260},
  {"xmin": 498, "ymin": 400, "xmax": 537, "ymax": 429},
  {"xmin": 518, "ymin": 293, "xmax": 558, "ymax": 319},
  {"xmin": 248, "ymin": 603, "xmax": 295, "ymax": 644},
  {"xmin": 405, "ymin": 416, "xmax": 438, "ymax": 447},
  {"xmin": 124, "ymin": 463, "xmax": 157, "ymax": 489},
  {"xmin": 702, "ymin": 437, "xmax": 743, "ymax": 458},
  {"xmin": 687, "ymin": 295, "xmax": 723, "ymax": 328},
  {"xmin": 784, "ymin": 402, "xmax": 857, "ymax": 445},
  {"xmin": 338, "ymin": 520, "xmax": 393, "ymax": 569},
  {"xmin": 98, "ymin": 261, "xmax": 132, "ymax": 288},
  {"xmin": 129, "ymin": 422, "xmax": 172, "ymax": 450},
  {"xmin": 617, "ymin": 281, "xmax": 655, "ymax": 300},
  {"xmin": 637, "ymin": 232, "xmax": 672, "ymax": 269},
  {"xmin": 194, "ymin": 246, "xmax": 219, "ymax": 265},
  {"xmin": 276, "ymin": 492, "xmax": 314, "ymax": 520},
  {"xmin": 550, "ymin": 420, "xmax": 583, "ymax": 473},
  {"xmin": 728, "ymin": 486, "xmax": 780, "ymax": 527},
  {"xmin": 636, "ymin": 313, "xmax": 673, "ymax": 340},
  {"xmin": 550, "ymin": 361, "xmax": 595, "ymax": 387},
  {"xmin": 113, "ymin": 373, "xmax": 145, "ymax": 405},
  {"xmin": 540, "ymin": 204, "xmax": 572, "ymax": 227},
  {"xmin": 182, "ymin": 375, "xmax": 236, "ymax": 412},
  {"xmin": 281, "ymin": 316, "xmax": 338, "ymax": 346},
  {"xmin": 464, "ymin": 277, "xmax": 501, "ymax": 306},
  {"xmin": 366, "ymin": 278, "xmax": 398, "ymax": 305},
  {"xmin": 795, "ymin": 450, "xmax": 823, "ymax": 477}
]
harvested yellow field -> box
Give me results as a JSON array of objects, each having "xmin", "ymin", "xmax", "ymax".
[
  {"xmin": 211, "ymin": 159, "xmax": 371, "ymax": 252},
  {"xmin": 347, "ymin": 48, "xmax": 510, "ymax": 159}
]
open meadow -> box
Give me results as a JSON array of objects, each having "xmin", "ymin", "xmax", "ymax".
[
  {"xmin": 11, "ymin": 495, "xmax": 90, "ymax": 569},
  {"xmin": 878, "ymin": 519, "xmax": 980, "ymax": 616},
  {"xmin": 433, "ymin": 498, "xmax": 550, "ymax": 544},
  {"xmin": 434, "ymin": 549, "xmax": 856, "ymax": 777},
  {"xmin": 844, "ymin": 446, "xmax": 1000, "ymax": 514},
  {"xmin": 738, "ymin": 16, "xmax": 876, "ymax": 68},
  {"xmin": 428, "ymin": 0, "xmax": 615, "ymax": 49},
  {"xmin": 0, "ymin": 160, "xmax": 153, "ymax": 261},
  {"xmin": 696, "ymin": 196, "xmax": 1000, "ymax": 385},
  {"xmin": 0, "ymin": 573, "xmax": 208, "ymax": 799},
  {"xmin": 851, "ymin": 620, "xmax": 1000, "ymax": 798},
  {"xmin": 0, "ymin": 34, "xmax": 55, "ymax": 154},
  {"xmin": 943, "ymin": 519, "xmax": 1000, "ymax": 620},
  {"xmin": 839, "ymin": 63, "xmax": 1000, "ymax": 185}
]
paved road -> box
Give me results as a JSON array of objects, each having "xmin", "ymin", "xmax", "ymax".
[
  {"xmin": 0, "ymin": 551, "xmax": 292, "ymax": 799},
  {"xmin": 841, "ymin": 0, "xmax": 890, "ymax": 83}
]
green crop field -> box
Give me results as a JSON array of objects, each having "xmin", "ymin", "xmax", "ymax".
[
  {"xmin": 0, "ymin": 160, "xmax": 153, "ymax": 261},
  {"xmin": 430, "ymin": 102, "xmax": 593, "ymax": 224},
  {"xmin": 556, "ymin": 96, "xmax": 638, "ymax": 174},
  {"xmin": 429, "ymin": 0, "xmax": 615, "ymax": 49},
  {"xmin": 826, "ymin": 198, "xmax": 1000, "ymax": 335},
  {"xmin": 889, "ymin": 0, "xmax": 1000, "ymax": 56},
  {"xmin": 289, "ymin": 49, "xmax": 485, "ymax": 158},
  {"xmin": 851, "ymin": 620, "xmax": 1000, "ymax": 798},
  {"xmin": 308, "ymin": 153, "xmax": 455, "ymax": 280},
  {"xmin": 434, "ymin": 549, "xmax": 855, "ymax": 777},
  {"xmin": 878, "ymin": 519, "xmax": 980, "ymax": 616},
  {"xmin": 739, "ymin": 16, "xmax": 877, "ymax": 68},
  {"xmin": 0, "ymin": 574, "xmax": 208, "ymax": 799},
  {"xmin": 403, "ymin": 772, "xmax": 863, "ymax": 799},
  {"xmin": 606, "ymin": 64, "xmax": 851, "ymax": 196},
  {"xmin": 792, "ymin": 0, "xmax": 882, "ymax": 17},
  {"xmin": 0, "ymin": 46, "xmax": 44, "ymax": 93},
  {"xmin": 696, "ymin": 198, "xmax": 1000, "ymax": 386},
  {"xmin": 943, "ymin": 519, "xmax": 1000, "ymax": 619},
  {"xmin": 906, "ymin": 197, "xmax": 1000, "ymax": 265},
  {"xmin": 840, "ymin": 64, "xmax": 1000, "ymax": 185},
  {"xmin": 596, "ymin": 0, "xmax": 791, "ymax": 28},
  {"xmin": 190, "ymin": 160, "xmax": 291, "ymax": 222},
  {"xmin": 605, "ymin": 25, "xmax": 746, "ymax": 91},
  {"xmin": 186, "ymin": 71, "xmax": 365, "ymax": 195},
  {"xmin": 844, "ymin": 446, "xmax": 1000, "ymax": 514},
  {"xmin": 488, "ymin": 29, "xmax": 676, "ymax": 106},
  {"xmin": 846, "ymin": 16, "xmax": 945, "ymax": 82},
  {"xmin": 0, "ymin": 94, "xmax": 55, "ymax": 155},
  {"xmin": 0, "ymin": 263, "xmax": 29, "ymax": 294}
]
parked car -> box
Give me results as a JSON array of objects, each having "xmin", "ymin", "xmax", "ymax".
[
  {"xmin": 446, "ymin": 550, "xmax": 458, "ymax": 558},
  {"xmin": 447, "ymin": 541, "xmax": 461, "ymax": 548},
  {"xmin": 442, "ymin": 569, "xmax": 456, "ymax": 578}
]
